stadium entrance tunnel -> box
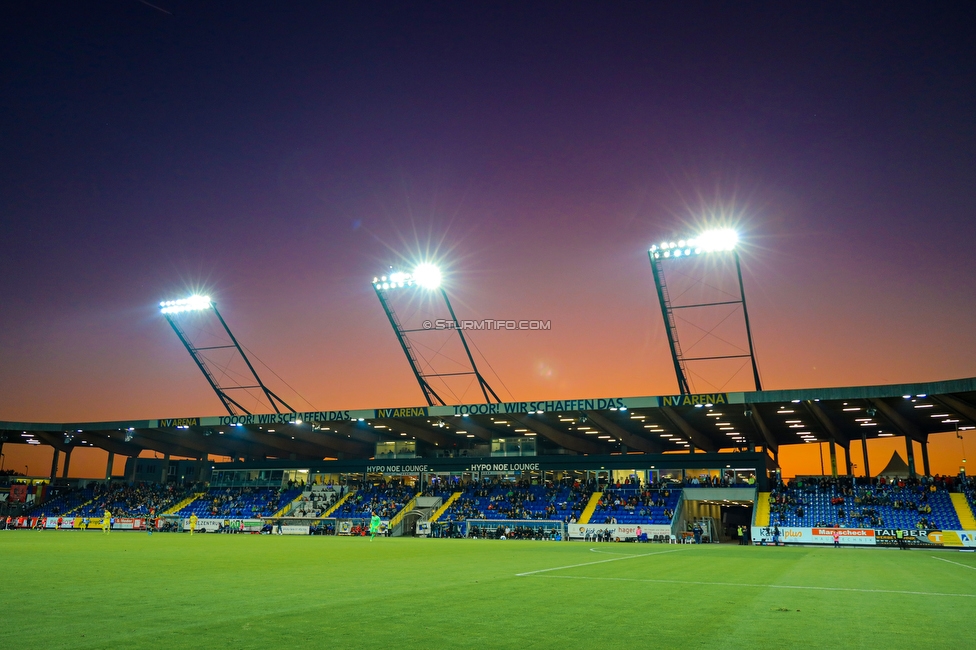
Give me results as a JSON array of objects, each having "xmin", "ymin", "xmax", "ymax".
[
  {"xmin": 679, "ymin": 487, "xmax": 756, "ymax": 543},
  {"xmin": 399, "ymin": 509, "xmax": 427, "ymax": 536}
]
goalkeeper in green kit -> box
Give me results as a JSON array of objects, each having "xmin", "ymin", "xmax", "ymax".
[{"xmin": 369, "ymin": 511, "xmax": 381, "ymax": 541}]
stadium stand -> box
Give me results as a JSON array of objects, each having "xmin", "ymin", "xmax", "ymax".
[
  {"xmin": 590, "ymin": 486, "xmax": 680, "ymax": 525},
  {"xmin": 288, "ymin": 486, "xmax": 343, "ymax": 518},
  {"xmin": 176, "ymin": 486, "xmax": 302, "ymax": 518},
  {"xmin": 420, "ymin": 480, "xmax": 458, "ymax": 500},
  {"xmin": 329, "ymin": 482, "xmax": 414, "ymax": 519},
  {"xmin": 438, "ymin": 478, "xmax": 593, "ymax": 523},
  {"xmin": 753, "ymin": 491, "xmax": 771, "ymax": 527},
  {"xmin": 768, "ymin": 476, "xmax": 962, "ymax": 530},
  {"xmin": 26, "ymin": 485, "xmax": 94, "ymax": 517},
  {"xmin": 960, "ymin": 480, "xmax": 976, "ymax": 528},
  {"xmin": 577, "ymin": 491, "xmax": 602, "ymax": 524},
  {"xmin": 163, "ymin": 491, "xmax": 204, "ymax": 515},
  {"xmin": 428, "ymin": 492, "xmax": 462, "ymax": 523},
  {"xmin": 76, "ymin": 483, "xmax": 198, "ymax": 518},
  {"xmin": 950, "ymin": 492, "xmax": 976, "ymax": 529}
]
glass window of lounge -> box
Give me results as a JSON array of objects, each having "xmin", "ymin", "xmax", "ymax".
[
  {"xmin": 374, "ymin": 440, "xmax": 417, "ymax": 459},
  {"xmin": 491, "ymin": 437, "xmax": 537, "ymax": 457}
]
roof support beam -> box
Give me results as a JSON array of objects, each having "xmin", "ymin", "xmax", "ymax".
[
  {"xmin": 745, "ymin": 404, "xmax": 778, "ymax": 454},
  {"xmin": 511, "ymin": 415, "xmax": 604, "ymax": 455},
  {"xmin": 451, "ymin": 418, "xmax": 493, "ymax": 442},
  {"xmin": 33, "ymin": 431, "xmax": 71, "ymax": 454},
  {"xmin": 230, "ymin": 427, "xmax": 333, "ymax": 459},
  {"xmin": 287, "ymin": 426, "xmax": 371, "ymax": 457},
  {"xmin": 931, "ymin": 394, "xmax": 976, "ymax": 426},
  {"xmin": 869, "ymin": 398, "xmax": 926, "ymax": 444},
  {"xmin": 328, "ymin": 422, "xmax": 382, "ymax": 445},
  {"xmin": 143, "ymin": 429, "xmax": 248, "ymax": 459},
  {"xmin": 84, "ymin": 431, "xmax": 145, "ymax": 458},
  {"xmin": 374, "ymin": 420, "xmax": 458, "ymax": 448},
  {"xmin": 803, "ymin": 401, "xmax": 850, "ymax": 448},
  {"xmin": 659, "ymin": 407, "xmax": 717, "ymax": 452},
  {"xmin": 584, "ymin": 411, "xmax": 661, "ymax": 453},
  {"xmin": 124, "ymin": 432, "xmax": 203, "ymax": 459}
]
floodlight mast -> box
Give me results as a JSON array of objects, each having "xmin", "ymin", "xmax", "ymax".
[
  {"xmin": 160, "ymin": 295, "xmax": 295, "ymax": 416},
  {"xmin": 439, "ymin": 286, "xmax": 502, "ymax": 404},
  {"xmin": 372, "ymin": 285, "xmax": 446, "ymax": 406},
  {"xmin": 647, "ymin": 230, "xmax": 762, "ymax": 394},
  {"xmin": 648, "ymin": 258, "xmax": 690, "ymax": 395},
  {"xmin": 733, "ymin": 251, "xmax": 763, "ymax": 392},
  {"xmin": 372, "ymin": 267, "xmax": 501, "ymax": 407}
]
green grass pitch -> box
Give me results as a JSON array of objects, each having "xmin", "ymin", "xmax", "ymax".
[{"xmin": 1, "ymin": 532, "xmax": 974, "ymax": 648}]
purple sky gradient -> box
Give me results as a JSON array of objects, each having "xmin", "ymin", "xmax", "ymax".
[{"xmin": 2, "ymin": 2, "xmax": 975, "ymax": 436}]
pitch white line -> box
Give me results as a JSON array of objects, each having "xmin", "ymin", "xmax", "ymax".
[
  {"xmin": 521, "ymin": 574, "xmax": 976, "ymax": 598},
  {"xmin": 515, "ymin": 548, "xmax": 682, "ymax": 576},
  {"xmin": 932, "ymin": 556, "xmax": 976, "ymax": 571},
  {"xmin": 588, "ymin": 547, "xmax": 654, "ymax": 556}
]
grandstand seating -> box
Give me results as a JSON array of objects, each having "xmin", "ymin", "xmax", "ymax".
[
  {"xmin": 589, "ymin": 487, "xmax": 680, "ymax": 525},
  {"xmin": 76, "ymin": 483, "xmax": 197, "ymax": 518},
  {"xmin": 753, "ymin": 491, "xmax": 771, "ymax": 527},
  {"xmin": 176, "ymin": 487, "xmax": 302, "ymax": 519},
  {"xmin": 27, "ymin": 486, "xmax": 94, "ymax": 516},
  {"xmin": 289, "ymin": 487, "xmax": 342, "ymax": 518},
  {"xmin": 950, "ymin": 492, "xmax": 976, "ymax": 529},
  {"xmin": 963, "ymin": 487, "xmax": 976, "ymax": 527},
  {"xmin": 428, "ymin": 492, "xmax": 462, "ymax": 523},
  {"xmin": 329, "ymin": 483, "xmax": 414, "ymax": 519},
  {"xmin": 768, "ymin": 481, "xmax": 961, "ymax": 529},
  {"xmin": 440, "ymin": 480, "xmax": 592, "ymax": 522},
  {"xmin": 577, "ymin": 491, "xmax": 602, "ymax": 524}
]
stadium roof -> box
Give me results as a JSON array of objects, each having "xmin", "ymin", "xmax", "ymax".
[{"xmin": 2, "ymin": 376, "xmax": 975, "ymax": 462}]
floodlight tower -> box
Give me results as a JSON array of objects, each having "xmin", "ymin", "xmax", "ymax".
[
  {"xmin": 648, "ymin": 228, "xmax": 762, "ymax": 394},
  {"xmin": 160, "ymin": 295, "xmax": 295, "ymax": 415},
  {"xmin": 372, "ymin": 263, "xmax": 501, "ymax": 406}
]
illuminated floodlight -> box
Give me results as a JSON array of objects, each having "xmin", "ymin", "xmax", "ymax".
[
  {"xmin": 389, "ymin": 271, "xmax": 410, "ymax": 285},
  {"xmin": 372, "ymin": 263, "xmax": 442, "ymax": 291},
  {"xmin": 694, "ymin": 228, "xmax": 738, "ymax": 252},
  {"xmin": 160, "ymin": 295, "xmax": 212, "ymax": 314},
  {"xmin": 649, "ymin": 228, "xmax": 738, "ymax": 259},
  {"xmin": 412, "ymin": 263, "xmax": 442, "ymax": 290}
]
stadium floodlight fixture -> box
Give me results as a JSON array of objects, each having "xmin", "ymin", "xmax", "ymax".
[
  {"xmin": 160, "ymin": 295, "xmax": 212, "ymax": 314},
  {"xmin": 372, "ymin": 263, "xmax": 442, "ymax": 291},
  {"xmin": 413, "ymin": 263, "xmax": 441, "ymax": 289},
  {"xmin": 649, "ymin": 228, "xmax": 739, "ymax": 259}
]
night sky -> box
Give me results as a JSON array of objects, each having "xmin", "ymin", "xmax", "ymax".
[{"xmin": 2, "ymin": 2, "xmax": 975, "ymax": 477}]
